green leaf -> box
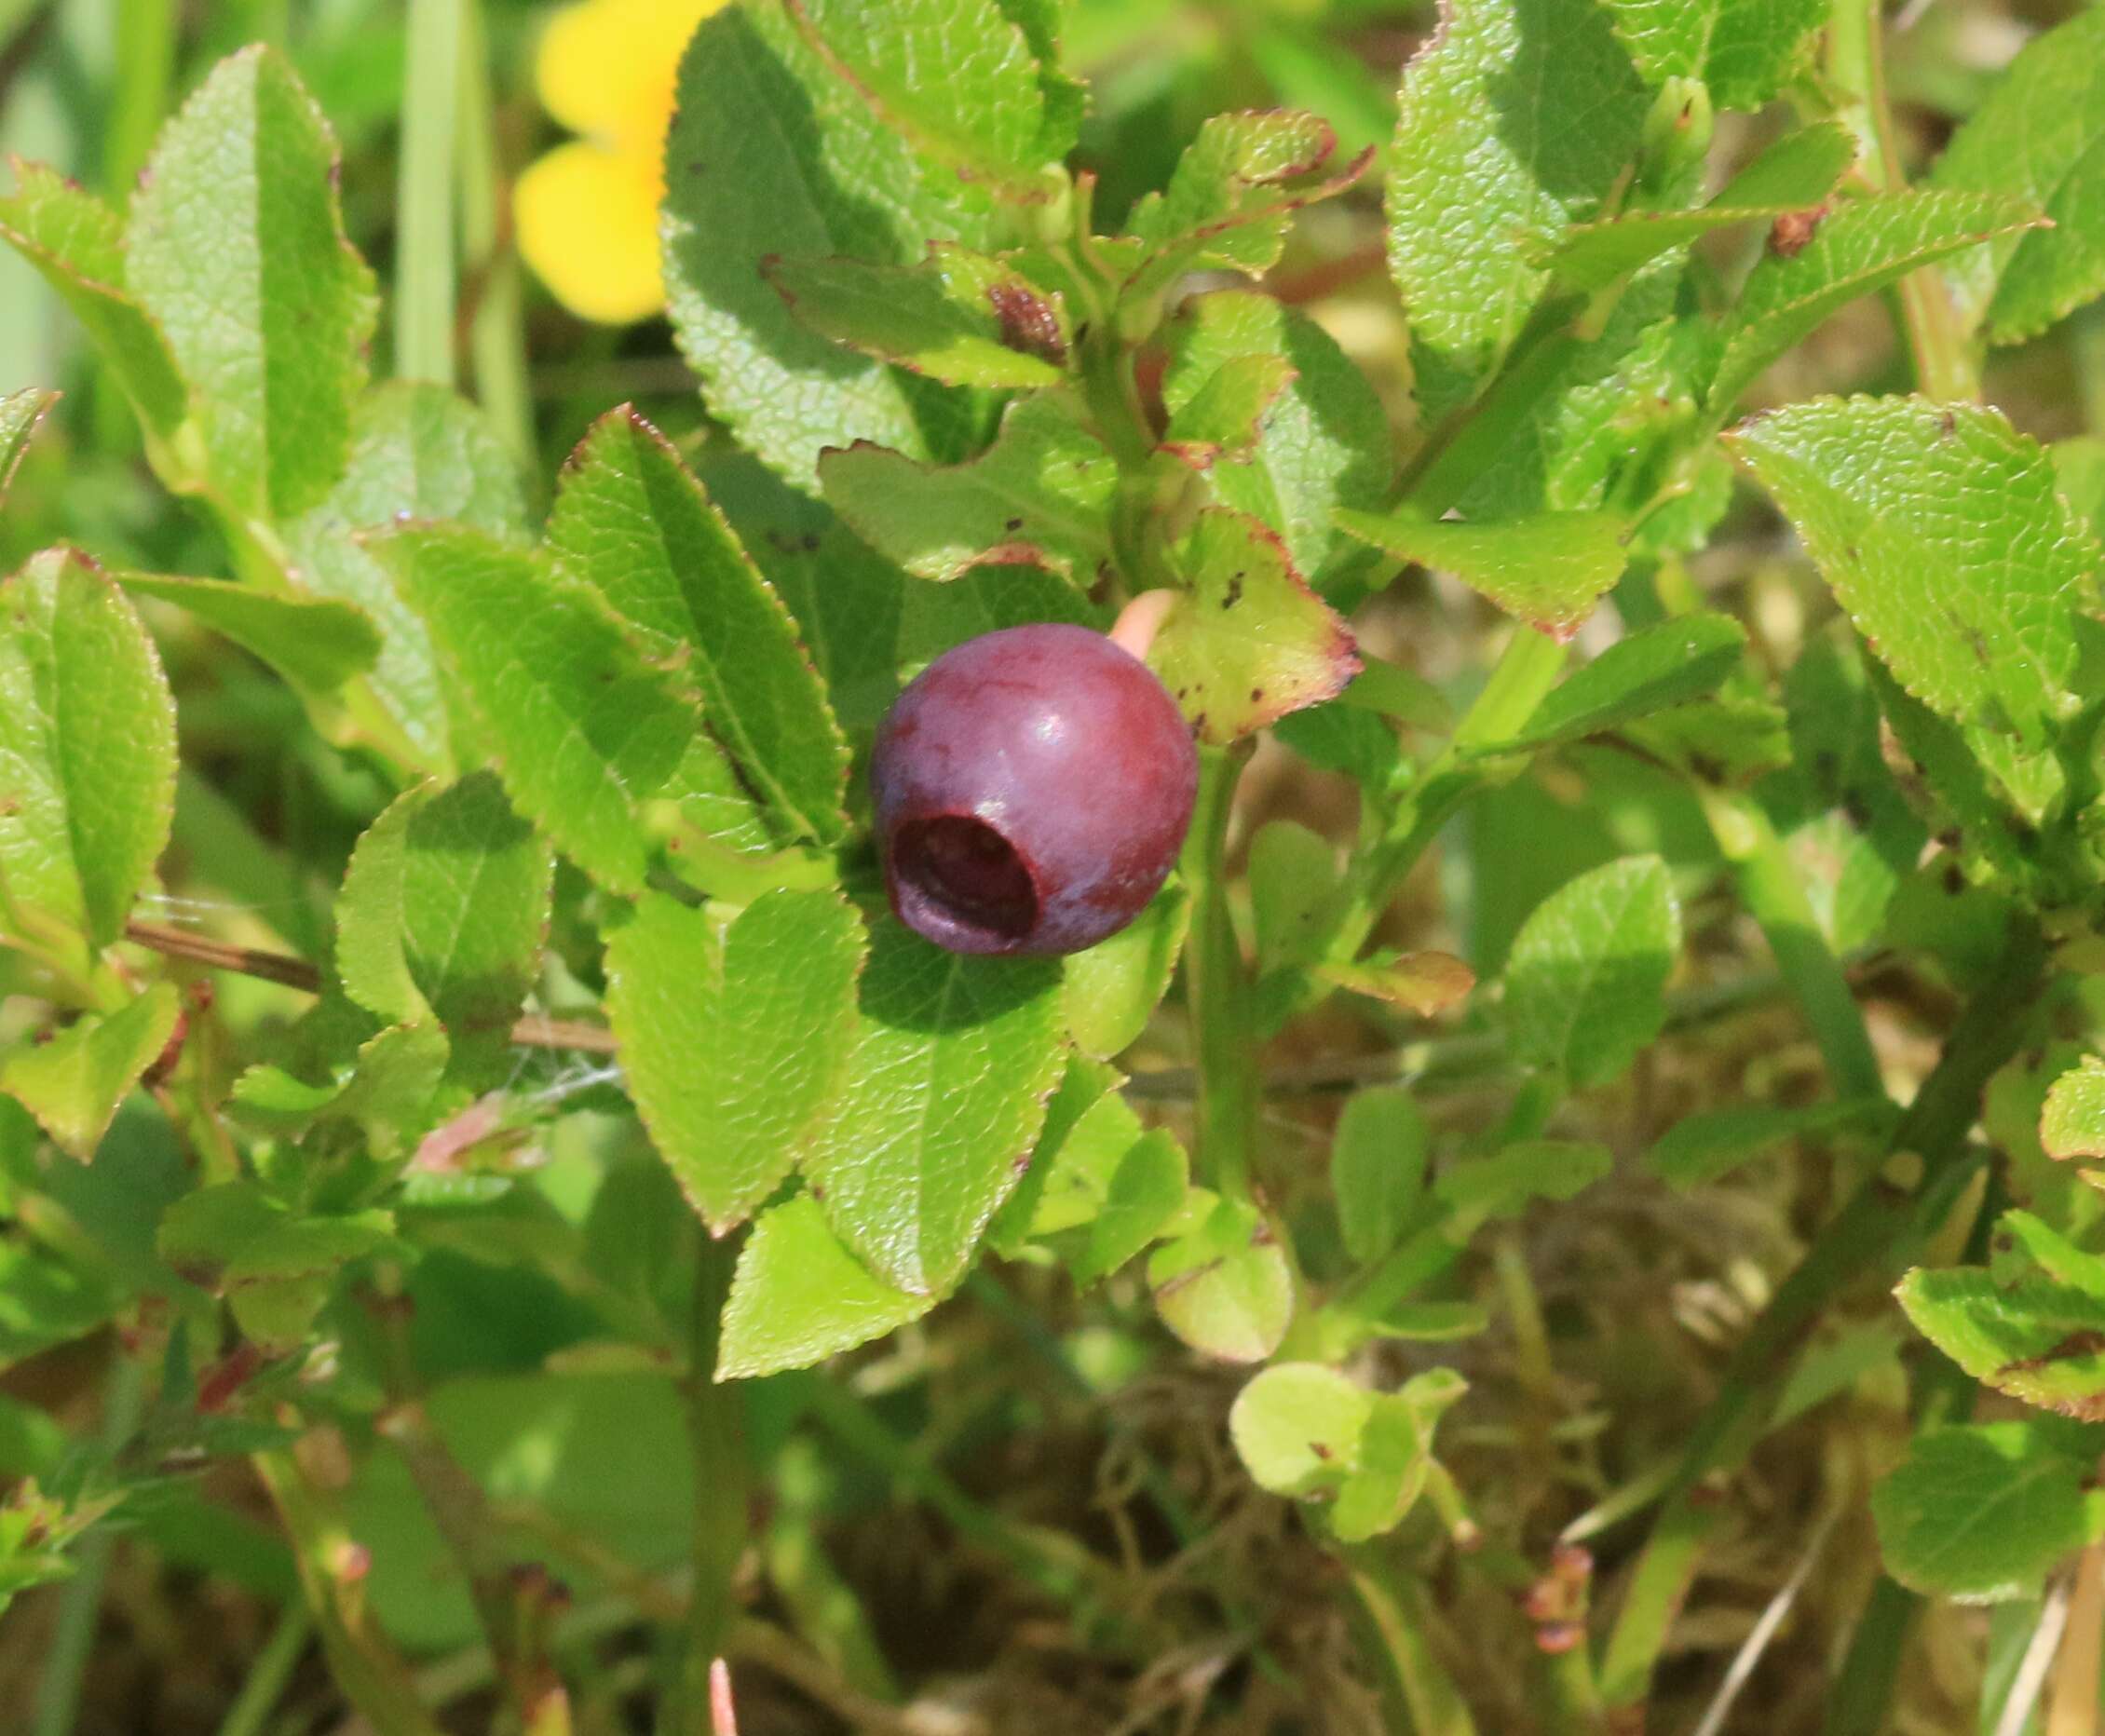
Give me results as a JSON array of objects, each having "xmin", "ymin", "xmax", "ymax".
[
  {"xmin": 1727, "ymin": 396, "xmax": 2098, "ymax": 749},
  {"xmin": 1649, "ymin": 1095, "xmax": 1892, "ymax": 1190},
  {"xmin": 158, "ymin": 1182, "xmax": 396, "ymax": 1353},
  {"xmin": 1387, "ymin": 0, "xmax": 1650, "ymax": 419},
  {"xmin": 1065, "ymin": 882, "xmax": 1190, "ymax": 1062},
  {"xmin": 1707, "ymin": 193, "xmax": 2044, "ymax": 412},
  {"xmin": 1547, "ymin": 121, "xmax": 1857, "ymax": 292},
  {"xmin": 1600, "ymin": 0, "xmax": 1825, "ymax": 112},
  {"xmin": 1434, "ymin": 1138, "xmax": 1613, "ymax": 1237},
  {"xmin": 0, "ymin": 388, "xmax": 55, "ymax": 505},
  {"xmin": 784, "ymin": 0, "xmax": 1075, "ymax": 194},
  {"xmin": 716, "ymin": 1192, "xmax": 936, "ymax": 1379},
  {"xmin": 124, "ymin": 46, "xmax": 377, "ymax": 520},
  {"xmin": 1897, "ymin": 1267, "xmax": 2105, "ymax": 1417},
  {"xmin": 1335, "ymin": 508, "xmax": 1629, "ymax": 640},
  {"xmin": 1332, "ymin": 1378, "xmax": 1455, "ymax": 1543},
  {"xmin": 1504, "ymin": 856, "xmax": 1679, "ymax": 1089},
  {"xmin": 1997, "ymin": 1211, "xmax": 2105, "ymax": 1301},
  {"xmin": 1161, "ymin": 292, "xmax": 1392, "ymax": 592},
  {"xmin": 1493, "ymin": 615, "xmax": 1748, "ymax": 753},
  {"xmin": 1930, "ymin": 9, "xmax": 2105, "ymax": 345},
  {"xmin": 334, "ymin": 774, "xmax": 554, "ymax": 1099},
  {"xmin": 1249, "ymin": 821, "xmax": 1338, "ymax": 975},
  {"xmin": 2, "ymin": 985, "xmax": 180, "ymax": 1160},
  {"xmin": 376, "ymin": 526, "xmax": 700, "ymax": 895},
  {"xmin": 1149, "ymin": 1199, "xmax": 1294, "ymax": 1363},
  {"xmin": 662, "ymin": 3, "xmax": 998, "ymax": 489},
  {"xmin": 548, "ymin": 409, "xmax": 849, "ymax": 847},
  {"xmin": 1873, "ymin": 1422, "xmax": 2103, "ymax": 1602},
  {"xmin": 1072, "ymin": 1131, "xmax": 1188, "ymax": 1286},
  {"xmin": 1123, "ymin": 111, "xmax": 1370, "ymax": 303},
  {"xmin": 1229, "ymin": 1362, "xmax": 1374, "ymax": 1497},
  {"xmin": 1161, "ymin": 357, "xmax": 1297, "ymax": 470},
  {"xmin": 285, "ymin": 382, "xmax": 530, "ymax": 773},
  {"xmin": 819, "ymin": 393, "xmax": 1117, "ymax": 585},
  {"xmin": 987, "ymin": 1057, "xmax": 1125, "ymax": 1245},
  {"xmin": 767, "ymin": 247, "xmax": 1068, "ymax": 388},
  {"xmin": 231, "ymin": 1020, "xmax": 450, "ymax": 1164},
  {"xmin": 0, "ymin": 549, "xmax": 177, "ymax": 952},
  {"xmin": 2043, "ymin": 1057, "xmax": 2105, "ymax": 1163},
  {"xmin": 116, "ymin": 574, "xmax": 380, "ymax": 708},
  {"xmin": 802, "ymin": 918, "xmax": 1064, "ymax": 1295},
  {"xmin": 606, "ymin": 889, "xmax": 864, "ymax": 1235},
  {"xmin": 0, "ymin": 166, "xmax": 188, "ymax": 441},
  {"xmin": 1148, "ymin": 508, "xmax": 1360, "ymax": 744},
  {"xmin": 1332, "ymin": 1087, "xmax": 1429, "ymax": 1267}
]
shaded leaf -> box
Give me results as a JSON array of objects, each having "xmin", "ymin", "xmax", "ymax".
[
  {"xmin": 785, "ymin": 0, "xmax": 1076, "ymax": 193},
  {"xmin": 1547, "ymin": 121, "xmax": 1857, "ymax": 292},
  {"xmin": 1387, "ymin": 0, "xmax": 1649, "ymax": 419},
  {"xmin": 158, "ymin": 1182, "xmax": 396, "ymax": 1353},
  {"xmin": 1649, "ymin": 1095, "xmax": 1892, "ymax": 1190},
  {"xmin": 1072, "ymin": 1132, "xmax": 1188, "ymax": 1286},
  {"xmin": 767, "ymin": 247, "xmax": 1067, "ymax": 387},
  {"xmin": 1065, "ymin": 883, "xmax": 1190, "ymax": 1062},
  {"xmin": 663, "ymin": 3, "xmax": 998, "ymax": 489},
  {"xmin": 1931, "ymin": 9, "xmax": 2105, "ymax": 345},
  {"xmin": 1493, "ymin": 615, "xmax": 1748, "ymax": 753},
  {"xmin": 1874, "ymin": 1422, "xmax": 2104, "ymax": 1602},
  {"xmin": 606, "ymin": 889, "xmax": 864, "ymax": 1235},
  {"xmin": 548, "ymin": 408, "xmax": 849, "ymax": 846},
  {"xmin": 1601, "ymin": 0, "xmax": 1825, "ymax": 112},
  {"xmin": 1504, "ymin": 856, "xmax": 1678, "ymax": 1088},
  {"xmin": 117, "ymin": 574, "xmax": 380, "ymax": 708},
  {"xmin": 1434, "ymin": 1138, "xmax": 1613, "ymax": 1236},
  {"xmin": 2, "ymin": 985, "xmax": 180, "ymax": 1160},
  {"xmin": 284, "ymin": 382, "xmax": 530, "ymax": 773},
  {"xmin": 376, "ymin": 526, "xmax": 701, "ymax": 895},
  {"xmin": 334, "ymin": 774, "xmax": 554, "ymax": 1099},
  {"xmin": 1125, "ymin": 111, "xmax": 1371, "ymax": 302},
  {"xmin": 1332, "ymin": 1087, "xmax": 1429, "ymax": 1267},
  {"xmin": 819, "ymin": 394, "xmax": 1117, "ymax": 585},
  {"xmin": 1161, "ymin": 291, "xmax": 1392, "ymax": 590},
  {"xmin": 1708, "ymin": 193, "xmax": 2044, "ymax": 411}
]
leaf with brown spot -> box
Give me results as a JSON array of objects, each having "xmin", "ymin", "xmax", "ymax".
[{"xmin": 1148, "ymin": 509, "xmax": 1359, "ymax": 744}]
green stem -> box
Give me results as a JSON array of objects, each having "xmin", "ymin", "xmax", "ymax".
[
  {"xmin": 680, "ymin": 1237, "xmax": 748, "ymax": 1731},
  {"xmin": 33, "ymin": 1350, "xmax": 146, "ymax": 1736},
  {"xmin": 397, "ymin": 0, "xmax": 463, "ymax": 386},
  {"xmin": 104, "ymin": 0, "xmax": 173, "ymax": 198},
  {"xmin": 1827, "ymin": 0, "xmax": 1978, "ymax": 400},
  {"xmin": 254, "ymin": 1445, "xmax": 448, "ymax": 1736},
  {"xmin": 214, "ymin": 1604, "xmax": 315, "ymax": 1736},
  {"xmin": 1702, "ymin": 790, "xmax": 1883, "ymax": 1101},
  {"xmin": 1599, "ymin": 923, "xmax": 2049, "ymax": 1711},
  {"xmin": 1181, "ymin": 742, "xmax": 1258, "ymax": 1203},
  {"xmin": 455, "ymin": 0, "xmax": 535, "ymax": 467},
  {"xmin": 1342, "ymin": 1548, "xmax": 1479, "ymax": 1736}
]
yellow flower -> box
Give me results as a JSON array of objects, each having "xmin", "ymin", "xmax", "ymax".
[{"xmin": 515, "ymin": 0, "xmax": 725, "ymax": 325}]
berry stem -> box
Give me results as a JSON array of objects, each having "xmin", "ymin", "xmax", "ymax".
[{"xmin": 1179, "ymin": 742, "xmax": 1258, "ymax": 1205}]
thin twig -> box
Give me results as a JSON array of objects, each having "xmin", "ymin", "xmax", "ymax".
[{"xmin": 122, "ymin": 918, "xmax": 619, "ymax": 1055}]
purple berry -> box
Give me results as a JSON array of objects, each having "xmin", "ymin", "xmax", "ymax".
[{"xmin": 871, "ymin": 624, "xmax": 1199, "ymax": 956}]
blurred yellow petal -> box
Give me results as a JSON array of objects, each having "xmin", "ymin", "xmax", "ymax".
[
  {"xmin": 516, "ymin": 141, "xmax": 665, "ymax": 325},
  {"xmin": 536, "ymin": 0, "xmax": 726, "ymax": 151}
]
